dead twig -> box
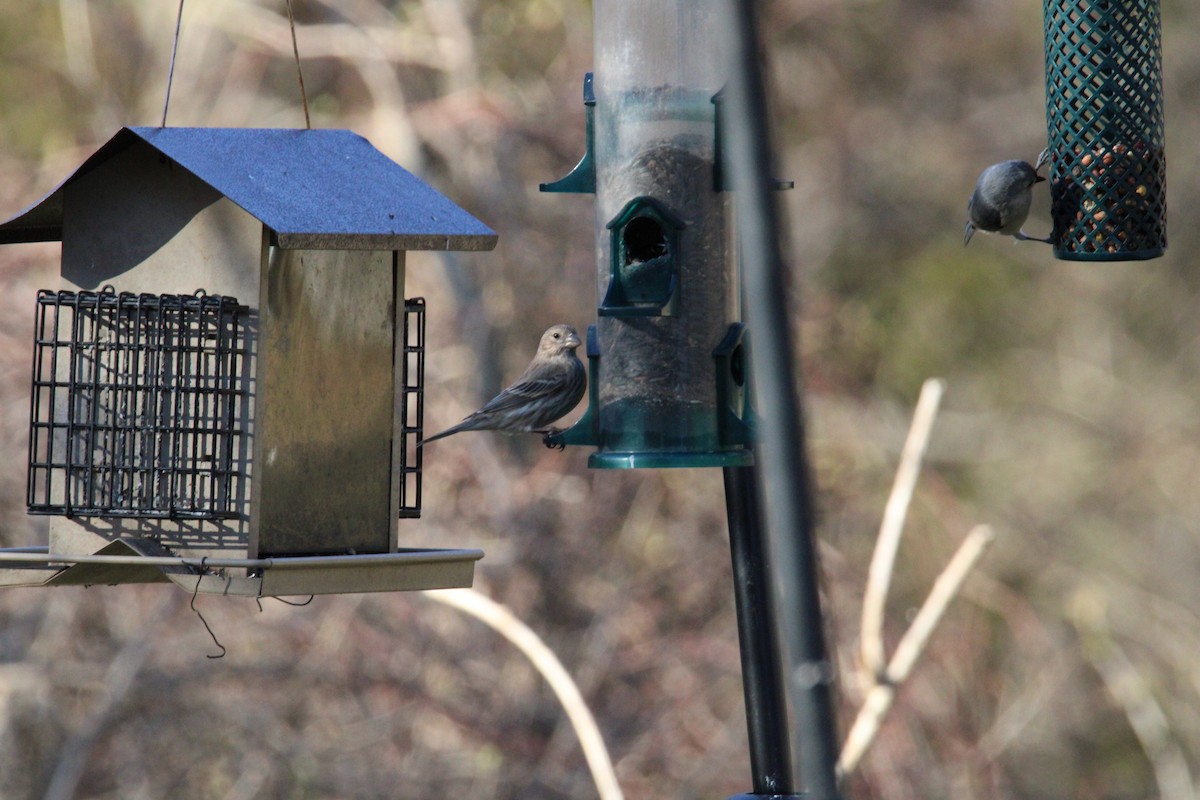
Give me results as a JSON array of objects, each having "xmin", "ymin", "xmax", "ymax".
[
  {"xmin": 43, "ymin": 595, "xmax": 180, "ymax": 800},
  {"xmin": 423, "ymin": 587, "xmax": 624, "ymax": 800},
  {"xmin": 860, "ymin": 378, "xmax": 945, "ymax": 678},
  {"xmin": 841, "ymin": 379, "xmax": 998, "ymax": 778},
  {"xmin": 1068, "ymin": 586, "xmax": 1195, "ymax": 800},
  {"xmin": 840, "ymin": 524, "xmax": 996, "ymax": 777}
]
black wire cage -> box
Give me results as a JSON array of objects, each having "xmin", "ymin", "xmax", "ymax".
[
  {"xmin": 28, "ymin": 288, "xmax": 250, "ymax": 519},
  {"xmin": 398, "ymin": 296, "xmax": 426, "ymax": 519},
  {"xmin": 27, "ymin": 289, "xmax": 428, "ymax": 522}
]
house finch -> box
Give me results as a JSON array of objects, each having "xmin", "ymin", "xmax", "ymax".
[
  {"xmin": 420, "ymin": 324, "xmax": 586, "ymax": 445},
  {"xmin": 964, "ymin": 149, "xmax": 1052, "ymax": 245}
]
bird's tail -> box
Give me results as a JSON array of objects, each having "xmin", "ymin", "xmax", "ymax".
[{"xmin": 417, "ymin": 421, "xmax": 469, "ymax": 447}]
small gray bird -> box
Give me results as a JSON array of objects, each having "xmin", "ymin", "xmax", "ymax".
[
  {"xmin": 964, "ymin": 150, "xmax": 1052, "ymax": 246},
  {"xmin": 420, "ymin": 324, "xmax": 586, "ymax": 445}
]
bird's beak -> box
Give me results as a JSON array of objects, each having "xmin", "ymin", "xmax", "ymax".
[
  {"xmin": 566, "ymin": 331, "xmax": 582, "ymax": 349},
  {"xmin": 1034, "ymin": 174, "xmax": 1047, "ymax": 184},
  {"xmin": 963, "ymin": 221, "xmax": 976, "ymax": 247}
]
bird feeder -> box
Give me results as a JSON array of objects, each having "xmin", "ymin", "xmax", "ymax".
[
  {"xmin": 541, "ymin": 1, "xmax": 760, "ymax": 469},
  {"xmin": 0, "ymin": 126, "xmax": 496, "ymax": 596},
  {"xmin": 1043, "ymin": 0, "xmax": 1165, "ymax": 260}
]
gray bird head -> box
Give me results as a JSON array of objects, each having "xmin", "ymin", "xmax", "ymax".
[
  {"xmin": 538, "ymin": 324, "xmax": 582, "ymax": 357},
  {"xmin": 965, "ymin": 160, "xmax": 1045, "ymax": 246}
]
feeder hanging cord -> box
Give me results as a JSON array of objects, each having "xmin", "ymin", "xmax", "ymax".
[
  {"xmin": 161, "ymin": 0, "xmax": 310, "ymax": 129},
  {"xmin": 161, "ymin": 0, "xmax": 185, "ymax": 127}
]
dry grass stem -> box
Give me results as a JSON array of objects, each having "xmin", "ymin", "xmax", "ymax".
[
  {"xmin": 43, "ymin": 597, "xmax": 180, "ymax": 800},
  {"xmin": 1069, "ymin": 588, "xmax": 1195, "ymax": 800},
  {"xmin": 840, "ymin": 524, "xmax": 996, "ymax": 778},
  {"xmin": 423, "ymin": 588, "xmax": 624, "ymax": 800},
  {"xmin": 860, "ymin": 377, "xmax": 945, "ymax": 677}
]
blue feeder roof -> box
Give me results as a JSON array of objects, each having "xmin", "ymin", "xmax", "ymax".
[{"xmin": 0, "ymin": 126, "xmax": 497, "ymax": 251}]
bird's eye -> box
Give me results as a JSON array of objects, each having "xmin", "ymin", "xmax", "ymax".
[{"xmin": 553, "ymin": 332, "xmax": 561, "ymax": 339}]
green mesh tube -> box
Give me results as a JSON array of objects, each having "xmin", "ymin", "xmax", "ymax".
[{"xmin": 1044, "ymin": 0, "xmax": 1165, "ymax": 260}]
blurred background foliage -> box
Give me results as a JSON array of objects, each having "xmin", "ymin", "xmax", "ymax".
[{"xmin": 1, "ymin": 0, "xmax": 1199, "ymax": 797}]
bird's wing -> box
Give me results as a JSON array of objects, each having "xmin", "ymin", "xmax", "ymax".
[
  {"xmin": 970, "ymin": 197, "xmax": 1005, "ymax": 232},
  {"xmin": 420, "ymin": 377, "xmax": 554, "ymax": 442},
  {"xmin": 477, "ymin": 369, "xmax": 570, "ymax": 415}
]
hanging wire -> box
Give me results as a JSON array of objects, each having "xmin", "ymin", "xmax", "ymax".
[
  {"xmin": 161, "ymin": 0, "xmax": 187, "ymax": 127},
  {"xmin": 190, "ymin": 559, "xmax": 227, "ymax": 659},
  {"xmin": 284, "ymin": 0, "xmax": 312, "ymax": 129},
  {"xmin": 255, "ymin": 595, "xmax": 315, "ymax": 611},
  {"xmin": 162, "ymin": 0, "xmax": 308, "ymax": 129}
]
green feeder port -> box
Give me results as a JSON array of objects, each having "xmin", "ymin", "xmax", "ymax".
[
  {"xmin": 1043, "ymin": 0, "xmax": 1165, "ymax": 260},
  {"xmin": 600, "ymin": 196, "xmax": 683, "ymax": 317}
]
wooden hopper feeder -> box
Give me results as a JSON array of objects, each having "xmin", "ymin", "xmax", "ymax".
[{"xmin": 0, "ymin": 126, "xmax": 496, "ymax": 596}]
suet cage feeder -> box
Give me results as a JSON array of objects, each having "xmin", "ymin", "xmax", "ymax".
[
  {"xmin": 0, "ymin": 126, "xmax": 496, "ymax": 596},
  {"xmin": 1044, "ymin": 0, "xmax": 1165, "ymax": 260},
  {"xmin": 542, "ymin": 1, "xmax": 759, "ymax": 469}
]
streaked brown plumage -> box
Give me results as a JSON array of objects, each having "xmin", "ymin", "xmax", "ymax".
[{"xmin": 419, "ymin": 324, "xmax": 586, "ymax": 445}]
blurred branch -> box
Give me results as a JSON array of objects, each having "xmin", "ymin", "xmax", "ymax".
[
  {"xmin": 42, "ymin": 595, "xmax": 180, "ymax": 800},
  {"xmin": 975, "ymin": 649, "xmax": 1073, "ymax": 762},
  {"xmin": 198, "ymin": 0, "xmax": 421, "ymax": 161},
  {"xmin": 423, "ymin": 588, "xmax": 624, "ymax": 800},
  {"xmin": 887, "ymin": 525, "xmax": 995, "ymax": 682},
  {"xmin": 57, "ymin": 0, "xmax": 117, "ymax": 139},
  {"xmin": 860, "ymin": 377, "xmax": 945, "ymax": 678},
  {"xmin": 418, "ymin": 0, "xmax": 479, "ymax": 93},
  {"xmin": 840, "ymin": 524, "xmax": 996, "ymax": 777},
  {"xmin": 841, "ymin": 379, "xmax": 996, "ymax": 777},
  {"xmin": 1068, "ymin": 587, "xmax": 1196, "ymax": 800},
  {"xmin": 204, "ymin": 2, "xmax": 450, "ymax": 71}
]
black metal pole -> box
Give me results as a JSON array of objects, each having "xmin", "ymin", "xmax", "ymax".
[
  {"xmin": 723, "ymin": 464, "xmax": 797, "ymax": 796},
  {"xmin": 721, "ymin": 1, "xmax": 843, "ymax": 798}
]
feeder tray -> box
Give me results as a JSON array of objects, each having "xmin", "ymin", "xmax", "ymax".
[{"xmin": 0, "ymin": 540, "xmax": 484, "ymax": 596}]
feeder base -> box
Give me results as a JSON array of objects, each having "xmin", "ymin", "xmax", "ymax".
[{"xmin": 588, "ymin": 449, "xmax": 753, "ymax": 470}]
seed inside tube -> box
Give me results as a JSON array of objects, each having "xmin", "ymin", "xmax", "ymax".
[{"xmin": 1052, "ymin": 141, "xmax": 1163, "ymax": 255}]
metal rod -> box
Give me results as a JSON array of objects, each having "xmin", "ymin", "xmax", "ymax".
[
  {"xmin": 0, "ymin": 548, "xmax": 483, "ymax": 571},
  {"xmin": 724, "ymin": 464, "xmax": 795, "ymax": 794},
  {"xmin": 721, "ymin": 1, "xmax": 842, "ymax": 797}
]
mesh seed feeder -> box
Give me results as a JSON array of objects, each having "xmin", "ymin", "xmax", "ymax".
[
  {"xmin": 1044, "ymin": 0, "xmax": 1166, "ymax": 259},
  {"xmin": 0, "ymin": 126, "xmax": 496, "ymax": 596},
  {"xmin": 542, "ymin": 0, "xmax": 763, "ymax": 468}
]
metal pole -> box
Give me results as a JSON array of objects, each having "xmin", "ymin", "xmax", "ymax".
[
  {"xmin": 721, "ymin": 1, "xmax": 843, "ymax": 797},
  {"xmin": 723, "ymin": 464, "xmax": 796, "ymax": 796}
]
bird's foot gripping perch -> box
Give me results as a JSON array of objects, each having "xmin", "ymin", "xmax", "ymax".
[
  {"xmin": 541, "ymin": 428, "xmax": 567, "ymax": 450},
  {"xmin": 1035, "ymin": 147, "xmax": 1050, "ymax": 173},
  {"xmin": 1013, "ymin": 229, "xmax": 1054, "ymax": 244}
]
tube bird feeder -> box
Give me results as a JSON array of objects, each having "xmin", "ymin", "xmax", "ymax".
[
  {"xmin": 543, "ymin": 1, "xmax": 755, "ymax": 468},
  {"xmin": 1043, "ymin": 0, "xmax": 1166, "ymax": 260}
]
